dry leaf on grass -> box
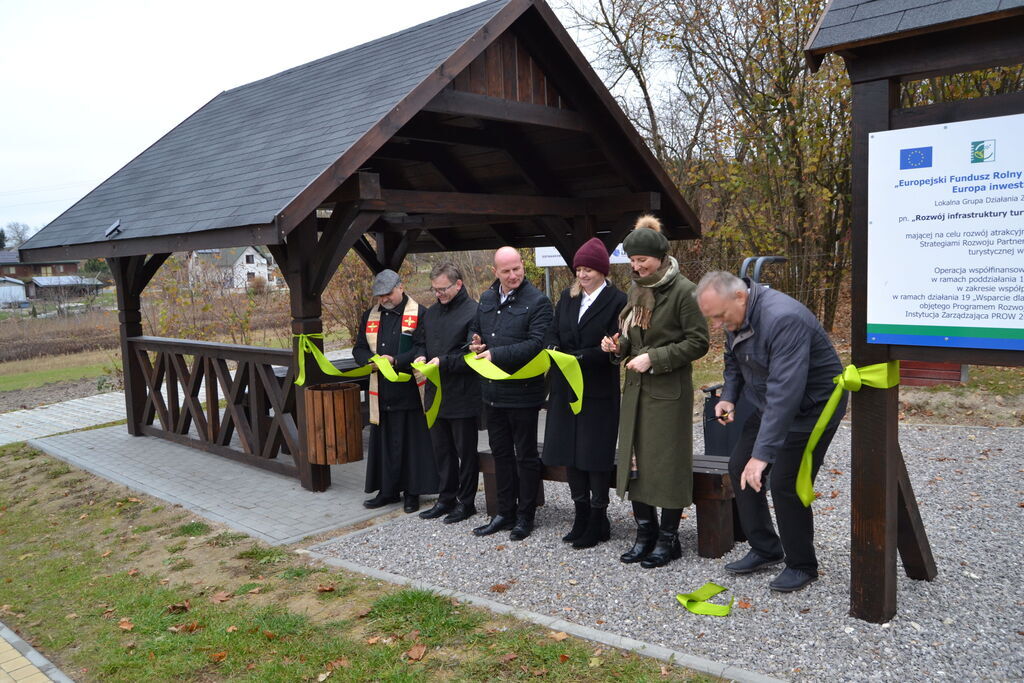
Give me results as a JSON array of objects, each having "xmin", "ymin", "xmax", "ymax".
[
  {"xmin": 101, "ymin": 550, "xmax": 111, "ymax": 558},
  {"xmin": 499, "ymin": 653, "xmax": 518, "ymax": 663},
  {"xmin": 209, "ymin": 651, "xmax": 227, "ymax": 663},
  {"xmin": 317, "ymin": 584, "xmax": 335, "ymax": 593},
  {"xmin": 117, "ymin": 618, "xmax": 134, "ymax": 631},
  {"xmin": 355, "ymin": 607, "xmax": 371, "ymax": 618},
  {"xmin": 166, "ymin": 600, "xmax": 191, "ymax": 614},
  {"xmin": 366, "ymin": 636, "xmax": 381, "ymax": 645},
  {"xmin": 558, "ymin": 654, "xmax": 570, "ymax": 663},
  {"xmin": 264, "ymin": 630, "xmax": 276, "ymax": 640},
  {"xmin": 550, "ymin": 631, "xmax": 569, "ymax": 641},
  {"xmin": 226, "ymin": 625, "xmax": 238, "ymax": 633},
  {"xmin": 326, "ymin": 658, "xmax": 350, "ymax": 670},
  {"xmin": 210, "ymin": 591, "xmax": 233, "ymax": 604},
  {"xmin": 248, "ymin": 587, "xmax": 262, "ymax": 594},
  {"xmin": 168, "ymin": 621, "xmax": 201, "ymax": 634},
  {"xmin": 406, "ymin": 643, "xmax": 427, "ymax": 661},
  {"xmin": 126, "ymin": 569, "xmax": 139, "ymax": 577}
]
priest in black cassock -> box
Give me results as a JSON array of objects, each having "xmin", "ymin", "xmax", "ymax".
[{"xmin": 354, "ymin": 269, "xmax": 438, "ymax": 513}]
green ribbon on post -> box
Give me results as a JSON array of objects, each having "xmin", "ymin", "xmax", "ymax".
[
  {"xmin": 676, "ymin": 582, "xmax": 733, "ymax": 617},
  {"xmin": 463, "ymin": 349, "xmax": 584, "ymax": 415},
  {"xmin": 797, "ymin": 360, "xmax": 900, "ymax": 507},
  {"xmin": 410, "ymin": 361, "xmax": 441, "ymax": 428},
  {"xmin": 292, "ymin": 334, "xmax": 411, "ymax": 386}
]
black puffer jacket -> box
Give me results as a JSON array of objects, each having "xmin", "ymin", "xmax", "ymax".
[
  {"xmin": 469, "ymin": 279, "xmax": 553, "ymax": 409},
  {"xmin": 422, "ymin": 286, "xmax": 481, "ymax": 419}
]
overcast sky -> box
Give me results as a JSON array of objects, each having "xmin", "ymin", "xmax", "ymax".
[{"xmin": 0, "ymin": 0, "xmax": 582, "ymax": 236}]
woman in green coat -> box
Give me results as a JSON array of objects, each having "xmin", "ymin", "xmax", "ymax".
[{"xmin": 601, "ymin": 215, "xmax": 709, "ymax": 568}]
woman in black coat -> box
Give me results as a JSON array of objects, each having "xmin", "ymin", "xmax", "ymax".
[{"xmin": 542, "ymin": 238, "xmax": 627, "ymax": 549}]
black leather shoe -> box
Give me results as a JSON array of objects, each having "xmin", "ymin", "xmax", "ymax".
[
  {"xmin": 443, "ymin": 503, "xmax": 476, "ymax": 524},
  {"xmin": 472, "ymin": 514, "xmax": 515, "ymax": 536},
  {"xmin": 620, "ymin": 519, "xmax": 657, "ymax": 563},
  {"xmin": 363, "ymin": 493, "xmax": 400, "ymax": 509},
  {"xmin": 769, "ymin": 567, "xmax": 818, "ymax": 593},
  {"xmin": 572, "ymin": 507, "xmax": 610, "ymax": 549},
  {"xmin": 403, "ymin": 494, "xmax": 420, "ymax": 514},
  {"xmin": 419, "ymin": 502, "xmax": 452, "ymax": 520},
  {"xmin": 724, "ymin": 550, "xmax": 785, "ymax": 575},
  {"xmin": 509, "ymin": 514, "xmax": 534, "ymax": 541}
]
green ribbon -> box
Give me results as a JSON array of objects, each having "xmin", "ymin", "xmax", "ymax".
[
  {"xmin": 293, "ymin": 334, "xmax": 410, "ymax": 386},
  {"xmin": 798, "ymin": 361, "xmax": 900, "ymax": 506},
  {"xmin": 463, "ymin": 349, "xmax": 584, "ymax": 415},
  {"xmin": 411, "ymin": 361, "xmax": 441, "ymax": 428},
  {"xmin": 676, "ymin": 582, "xmax": 733, "ymax": 617}
]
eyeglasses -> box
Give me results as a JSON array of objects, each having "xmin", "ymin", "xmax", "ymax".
[{"xmin": 432, "ymin": 282, "xmax": 457, "ymax": 295}]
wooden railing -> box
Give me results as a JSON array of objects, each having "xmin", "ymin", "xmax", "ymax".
[{"xmin": 126, "ymin": 336, "xmax": 302, "ymax": 478}]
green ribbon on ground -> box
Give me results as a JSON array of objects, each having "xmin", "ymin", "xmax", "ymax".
[
  {"xmin": 676, "ymin": 582, "xmax": 733, "ymax": 617},
  {"xmin": 293, "ymin": 334, "xmax": 410, "ymax": 387},
  {"xmin": 463, "ymin": 349, "xmax": 584, "ymax": 415},
  {"xmin": 411, "ymin": 361, "xmax": 441, "ymax": 428},
  {"xmin": 798, "ymin": 360, "xmax": 900, "ymax": 506}
]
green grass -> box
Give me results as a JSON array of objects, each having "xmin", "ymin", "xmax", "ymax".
[
  {"xmin": 207, "ymin": 531, "xmax": 248, "ymax": 547},
  {"xmin": 171, "ymin": 521, "xmax": 211, "ymax": 538},
  {"xmin": 236, "ymin": 544, "xmax": 288, "ymax": 566},
  {"xmin": 0, "ymin": 361, "xmax": 110, "ymax": 392},
  {"xmin": 368, "ymin": 589, "xmax": 484, "ymax": 646}
]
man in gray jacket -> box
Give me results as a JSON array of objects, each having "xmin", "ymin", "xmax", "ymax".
[{"xmin": 696, "ymin": 271, "xmax": 847, "ymax": 592}]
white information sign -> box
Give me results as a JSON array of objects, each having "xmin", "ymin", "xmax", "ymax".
[
  {"xmin": 535, "ymin": 244, "xmax": 630, "ymax": 268},
  {"xmin": 867, "ymin": 112, "xmax": 1024, "ymax": 351}
]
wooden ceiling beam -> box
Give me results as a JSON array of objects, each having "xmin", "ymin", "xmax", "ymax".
[
  {"xmin": 423, "ymin": 89, "xmax": 592, "ymax": 133},
  {"xmin": 373, "ymin": 189, "xmax": 657, "ymax": 217}
]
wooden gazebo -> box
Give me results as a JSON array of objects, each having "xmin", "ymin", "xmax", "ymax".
[
  {"xmin": 19, "ymin": 0, "xmax": 698, "ymax": 492},
  {"xmin": 807, "ymin": 0, "xmax": 1024, "ymax": 622}
]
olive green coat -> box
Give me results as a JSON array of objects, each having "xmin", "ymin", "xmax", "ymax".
[{"xmin": 615, "ymin": 273, "xmax": 709, "ymax": 509}]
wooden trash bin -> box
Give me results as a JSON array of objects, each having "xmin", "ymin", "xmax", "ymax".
[{"xmin": 304, "ymin": 382, "xmax": 363, "ymax": 465}]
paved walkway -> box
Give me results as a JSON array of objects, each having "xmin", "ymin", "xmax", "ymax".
[
  {"xmin": 0, "ymin": 394, "xmax": 125, "ymax": 446},
  {"xmin": 0, "ymin": 621, "xmax": 71, "ymax": 683},
  {"xmin": 31, "ymin": 425, "xmax": 393, "ymax": 546}
]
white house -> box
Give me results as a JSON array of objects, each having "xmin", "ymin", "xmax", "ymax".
[
  {"xmin": 0, "ymin": 276, "xmax": 28, "ymax": 307},
  {"xmin": 188, "ymin": 246, "xmax": 276, "ymax": 290}
]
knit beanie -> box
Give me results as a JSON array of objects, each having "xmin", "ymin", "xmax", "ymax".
[
  {"xmin": 622, "ymin": 215, "xmax": 668, "ymax": 258},
  {"xmin": 572, "ymin": 237, "xmax": 610, "ymax": 275}
]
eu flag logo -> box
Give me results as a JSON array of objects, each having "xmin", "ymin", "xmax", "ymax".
[{"xmin": 900, "ymin": 146, "xmax": 932, "ymax": 169}]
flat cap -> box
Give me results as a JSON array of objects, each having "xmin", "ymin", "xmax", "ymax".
[{"xmin": 371, "ymin": 269, "xmax": 401, "ymax": 296}]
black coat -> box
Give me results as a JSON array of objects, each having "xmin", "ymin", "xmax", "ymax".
[
  {"xmin": 469, "ymin": 279, "xmax": 553, "ymax": 409},
  {"xmin": 542, "ymin": 283, "xmax": 627, "ymax": 471},
  {"xmin": 352, "ymin": 294, "xmax": 426, "ymax": 412},
  {"xmin": 421, "ymin": 286, "xmax": 481, "ymax": 419}
]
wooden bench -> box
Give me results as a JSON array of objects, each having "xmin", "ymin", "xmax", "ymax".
[{"xmin": 478, "ymin": 449, "xmax": 743, "ymax": 558}]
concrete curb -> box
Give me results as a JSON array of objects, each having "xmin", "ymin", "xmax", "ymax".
[
  {"xmin": 303, "ymin": 545, "xmax": 782, "ymax": 683},
  {"xmin": 0, "ymin": 620, "xmax": 75, "ymax": 683}
]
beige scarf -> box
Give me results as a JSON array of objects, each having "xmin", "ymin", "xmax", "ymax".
[
  {"xmin": 618, "ymin": 255, "xmax": 679, "ymax": 339},
  {"xmin": 365, "ymin": 296, "xmax": 420, "ymax": 425}
]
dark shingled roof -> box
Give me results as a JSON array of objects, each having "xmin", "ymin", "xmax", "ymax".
[
  {"xmin": 807, "ymin": 0, "xmax": 1024, "ymax": 58},
  {"xmin": 22, "ymin": 0, "xmax": 511, "ymax": 252}
]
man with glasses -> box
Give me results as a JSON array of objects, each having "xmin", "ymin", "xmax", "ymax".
[{"xmin": 414, "ymin": 263, "xmax": 482, "ymax": 524}]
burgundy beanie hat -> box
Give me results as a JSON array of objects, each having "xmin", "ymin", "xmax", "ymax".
[{"xmin": 572, "ymin": 237, "xmax": 610, "ymax": 275}]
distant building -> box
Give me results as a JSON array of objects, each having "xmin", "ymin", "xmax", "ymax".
[
  {"xmin": 0, "ymin": 250, "xmax": 78, "ymax": 280},
  {"xmin": 187, "ymin": 246, "xmax": 277, "ymax": 290},
  {"xmin": 0, "ymin": 276, "xmax": 28, "ymax": 307},
  {"xmin": 27, "ymin": 275, "xmax": 104, "ymax": 299}
]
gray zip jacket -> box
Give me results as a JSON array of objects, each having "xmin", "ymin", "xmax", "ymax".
[{"xmin": 721, "ymin": 280, "xmax": 846, "ymax": 463}]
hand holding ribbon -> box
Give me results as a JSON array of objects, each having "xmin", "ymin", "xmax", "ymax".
[{"xmin": 797, "ymin": 361, "xmax": 899, "ymax": 506}]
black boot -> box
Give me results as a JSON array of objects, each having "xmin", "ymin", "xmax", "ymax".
[
  {"xmin": 620, "ymin": 502, "xmax": 657, "ymax": 563},
  {"xmin": 641, "ymin": 508, "xmax": 683, "ymax": 568},
  {"xmin": 562, "ymin": 501, "xmax": 590, "ymax": 543},
  {"xmin": 572, "ymin": 506, "xmax": 610, "ymax": 549},
  {"xmin": 510, "ymin": 511, "xmax": 535, "ymax": 541}
]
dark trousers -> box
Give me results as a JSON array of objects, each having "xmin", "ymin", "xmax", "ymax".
[
  {"xmin": 486, "ymin": 405, "xmax": 541, "ymax": 518},
  {"xmin": 729, "ymin": 411, "xmax": 839, "ymax": 574},
  {"xmin": 567, "ymin": 466, "xmax": 610, "ymax": 509},
  {"xmin": 429, "ymin": 416, "xmax": 480, "ymax": 507}
]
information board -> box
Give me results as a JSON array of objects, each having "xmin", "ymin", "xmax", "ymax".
[
  {"xmin": 867, "ymin": 112, "xmax": 1024, "ymax": 351},
  {"xmin": 535, "ymin": 244, "xmax": 630, "ymax": 268}
]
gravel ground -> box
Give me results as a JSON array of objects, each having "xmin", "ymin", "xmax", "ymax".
[
  {"xmin": 0, "ymin": 378, "xmax": 102, "ymax": 414},
  {"xmin": 314, "ymin": 423, "xmax": 1024, "ymax": 681}
]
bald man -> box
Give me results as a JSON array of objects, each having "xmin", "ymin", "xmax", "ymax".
[{"xmin": 468, "ymin": 247, "xmax": 553, "ymax": 540}]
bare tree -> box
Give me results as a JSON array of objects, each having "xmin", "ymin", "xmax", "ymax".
[{"xmin": 3, "ymin": 222, "xmax": 34, "ymax": 248}]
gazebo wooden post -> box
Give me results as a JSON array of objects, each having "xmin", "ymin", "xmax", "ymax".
[
  {"xmin": 108, "ymin": 254, "xmax": 170, "ymax": 436},
  {"xmin": 272, "ymin": 217, "xmax": 332, "ymax": 492}
]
